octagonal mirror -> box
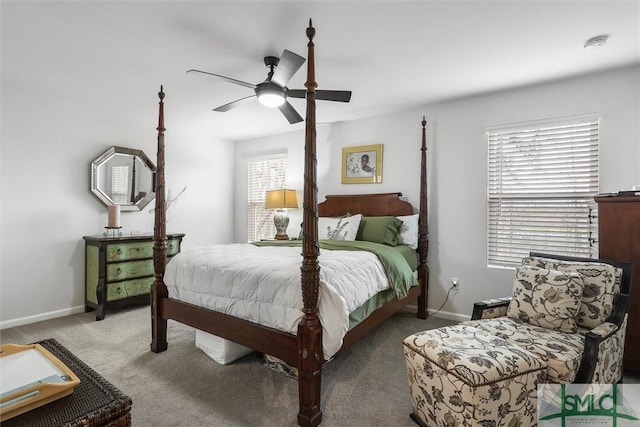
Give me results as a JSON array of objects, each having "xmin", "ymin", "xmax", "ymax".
[{"xmin": 90, "ymin": 146, "xmax": 156, "ymax": 211}]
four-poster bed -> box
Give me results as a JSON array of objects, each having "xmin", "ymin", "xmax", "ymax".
[{"xmin": 150, "ymin": 20, "xmax": 429, "ymax": 427}]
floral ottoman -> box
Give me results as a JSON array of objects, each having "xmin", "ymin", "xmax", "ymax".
[{"xmin": 403, "ymin": 325, "xmax": 547, "ymax": 427}]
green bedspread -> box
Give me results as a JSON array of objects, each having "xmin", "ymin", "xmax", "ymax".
[{"xmin": 253, "ymin": 240, "xmax": 416, "ymax": 300}]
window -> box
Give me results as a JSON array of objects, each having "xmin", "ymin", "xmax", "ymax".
[
  {"xmin": 247, "ymin": 154, "xmax": 288, "ymax": 242},
  {"xmin": 487, "ymin": 116, "xmax": 600, "ymax": 266},
  {"xmin": 111, "ymin": 166, "xmax": 129, "ymax": 204}
]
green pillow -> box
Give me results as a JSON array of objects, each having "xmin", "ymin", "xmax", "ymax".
[{"xmin": 356, "ymin": 216, "xmax": 403, "ymax": 246}]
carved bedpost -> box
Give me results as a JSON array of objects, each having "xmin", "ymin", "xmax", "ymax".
[
  {"xmin": 417, "ymin": 117, "xmax": 429, "ymax": 319},
  {"xmin": 151, "ymin": 86, "xmax": 168, "ymax": 353},
  {"xmin": 297, "ymin": 18, "xmax": 323, "ymax": 427}
]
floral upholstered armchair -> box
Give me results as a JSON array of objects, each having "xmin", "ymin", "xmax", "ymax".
[{"xmin": 461, "ymin": 252, "xmax": 633, "ymax": 384}]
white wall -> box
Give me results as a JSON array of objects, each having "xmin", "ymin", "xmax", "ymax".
[
  {"xmin": 427, "ymin": 65, "xmax": 639, "ymax": 321},
  {"xmin": 1, "ymin": 2, "xmax": 238, "ymax": 328},
  {"xmin": 234, "ymin": 117, "xmax": 435, "ymax": 241},
  {"xmin": 234, "ymin": 65, "xmax": 640, "ymax": 321},
  {"xmin": 234, "ymin": 125, "xmax": 332, "ymax": 242},
  {"xmin": 0, "ymin": 55, "xmax": 236, "ymax": 329}
]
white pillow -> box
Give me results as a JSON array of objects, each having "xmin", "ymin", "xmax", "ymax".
[
  {"xmin": 396, "ymin": 214, "xmax": 419, "ymax": 249},
  {"xmin": 318, "ymin": 214, "xmax": 362, "ymax": 241}
]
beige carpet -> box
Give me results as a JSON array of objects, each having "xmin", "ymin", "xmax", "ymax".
[{"xmin": 1, "ymin": 306, "xmax": 456, "ymax": 426}]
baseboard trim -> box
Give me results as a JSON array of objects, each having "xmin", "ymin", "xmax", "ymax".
[
  {"xmin": 0, "ymin": 305, "xmax": 86, "ymax": 330},
  {"xmin": 401, "ymin": 303, "xmax": 469, "ymax": 323},
  {"xmin": 2, "ymin": 303, "xmax": 470, "ymax": 330},
  {"xmin": 427, "ymin": 309, "xmax": 469, "ymax": 323}
]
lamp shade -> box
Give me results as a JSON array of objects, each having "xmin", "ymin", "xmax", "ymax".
[{"xmin": 265, "ymin": 189, "xmax": 298, "ymax": 209}]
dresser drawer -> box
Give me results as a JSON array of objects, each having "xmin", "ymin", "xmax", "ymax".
[
  {"xmin": 107, "ymin": 259, "xmax": 155, "ymax": 281},
  {"xmin": 107, "ymin": 277, "xmax": 154, "ymax": 301},
  {"xmin": 106, "ymin": 241, "xmax": 153, "ymax": 261},
  {"xmin": 106, "ymin": 238, "xmax": 181, "ymax": 261},
  {"xmin": 166, "ymin": 239, "xmax": 180, "ymax": 256}
]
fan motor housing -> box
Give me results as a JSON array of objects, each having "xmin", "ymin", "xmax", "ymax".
[
  {"xmin": 264, "ymin": 56, "xmax": 280, "ymax": 68},
  {"xmin": 255, "ymin": 81, "xmax": 288, "ymax": 99}
]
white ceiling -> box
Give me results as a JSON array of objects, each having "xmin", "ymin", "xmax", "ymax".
[{"xmin": 3, "ymin": 1, "xmax": 639, "ymax": 141}]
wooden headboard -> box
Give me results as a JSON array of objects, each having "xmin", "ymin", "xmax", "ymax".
[{"xmin": 317, "ymin": 193, "xmax": 414, "ymax": 217}]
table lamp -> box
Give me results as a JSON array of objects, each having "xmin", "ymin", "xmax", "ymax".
[{"xmin": 265, "ymin": 189, "xmax": 298, "ymax": 240}]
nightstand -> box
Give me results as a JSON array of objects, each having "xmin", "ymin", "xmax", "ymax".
[{"xmin": 83, "ymin": 233, "xmax": 184, "ymax": 320}]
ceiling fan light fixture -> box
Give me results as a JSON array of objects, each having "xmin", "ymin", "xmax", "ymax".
[
  {"xmin": 258, "ymin": 93, "xmax": 285, "ymax": 108},
  {"xmin": 256, "ymin": 82, "xmax": 286, "ymax": 108}
]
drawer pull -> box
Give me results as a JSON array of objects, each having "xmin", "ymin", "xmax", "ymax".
[
  {"xmin": 115, "ymin": 268, "xmax": 122, "ymax": 276},
  {"xmin": 108, "ymin": 248, "xmax": 123, "ymax": 258}
]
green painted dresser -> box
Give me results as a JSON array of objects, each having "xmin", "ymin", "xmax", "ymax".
[{"xmin": 83, "ymin": 233, "xmax": 185, "ymax": 320}]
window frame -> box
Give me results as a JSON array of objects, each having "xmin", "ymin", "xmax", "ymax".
[
  {"xmin": 486, "ymin": 114, "xmax": 600, "ymax": 267},
  {"xmin": 246, "ymin": 153, "xmax": 288, "ymax": 242}
]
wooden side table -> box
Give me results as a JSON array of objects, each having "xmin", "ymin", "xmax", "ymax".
[{"xmin": 3, "ymin": 339, "xmax": 131, "ymax": 426}]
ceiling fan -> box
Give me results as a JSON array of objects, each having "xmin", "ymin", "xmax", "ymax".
[{"xmin": 187, "ymin": 49, "xmax": 352, "ymax": 124}]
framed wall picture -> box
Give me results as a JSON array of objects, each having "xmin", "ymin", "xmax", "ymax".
[{"xmin": 341, "ymin": 144, "xmax": 383, "ymax": 184}]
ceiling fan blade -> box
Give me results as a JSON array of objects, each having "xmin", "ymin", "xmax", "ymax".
[
  {"xmin": 271, "ymin": 50, "xmax": 305, "ymax": 87},
  {"xmin": 213, "ymin": 95, "xmax": 256, "ymax": 112},
  {"xmin": 278, "ymin": 101, "xmax": 303, "ymax": 124},
  {"xmin": 287, "ymin": 89, "xmax": 306, "ymax": 99},
  {"xmin": 187, "ymin": 69, "xmax": 256, "ymax": 90},
  {"xmin": 287, "ymin": 89, "xmax": 352, "ymax": 103},
  {"xmin": 316, "ymin": 90, "xmax": 352, "ymax": 103}
]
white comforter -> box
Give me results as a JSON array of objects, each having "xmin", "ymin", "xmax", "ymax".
[{"xmin": 164, "ymin": 243, "xmax": 391, "ymax": 358}]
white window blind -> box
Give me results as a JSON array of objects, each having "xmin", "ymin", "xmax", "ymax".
[
  {"xmin": 487, "ymin": 116, "xmax": 600, "ymax": 266},
  {"xmin": 111, "ymin": 166, "xmax": 129, "ymax": 205},
  {"xmin": 247, "ymin": 154, "xmax": 287, "ymax": 242}
]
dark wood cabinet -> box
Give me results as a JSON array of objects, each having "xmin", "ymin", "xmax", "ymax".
[
  {"xmin": 83, "ymin": 233, "xmax": 185, "ymax": 320},
  {"xmin": 595, "ymin": 195, "xmax": 640, "ymax": 372}
]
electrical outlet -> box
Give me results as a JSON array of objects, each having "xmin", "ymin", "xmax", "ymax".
[{"xmin": 451, "ymin": 277, "xmax": 460, "ymax": 289}]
